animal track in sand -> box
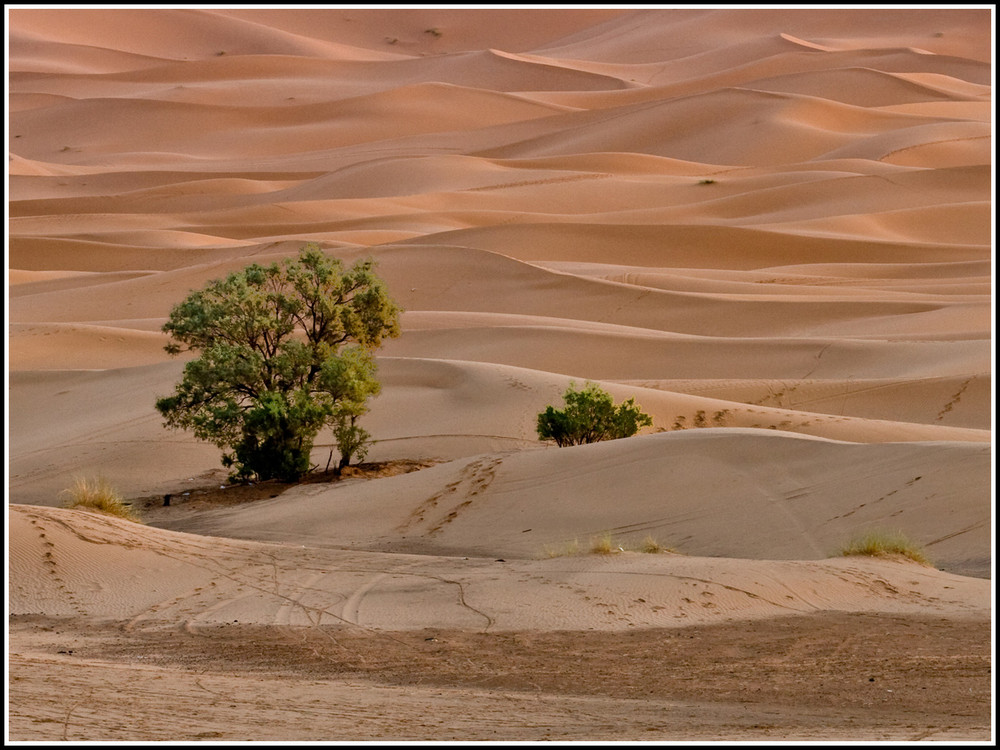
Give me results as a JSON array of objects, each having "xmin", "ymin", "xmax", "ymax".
[
  {"xmin": 24, "ymin": 516, "xmax": 88, "ymax": 618},
  {"xmin": 936, "ymin": 377, "xmax": 972, "ymax": 422},
  {"xmin": 466, "ymin": 171, "xmax": 611, "ymax": 192},
  {"xmin": 397, "ymin": 455, "xmax": 505, "ymax": 536},
  {"xmin": 829, "ymin": 475, "xmax": 923, "ymax": 521}
]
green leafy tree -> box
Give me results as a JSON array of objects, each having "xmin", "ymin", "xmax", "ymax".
[
  {"xmin": 537, "ymin": 381, "xmax": 653, "ymax": 447},
  {"xmin": 322, "ymin": 345, "xmax": 382, "ymax": 474},
  {"xmin": 332, "ymin": 413, "xmax": 371, "ymax": 474},
  {"xmin": 156, "ymin": 244, "xmax": 401, "ymax": 482}
]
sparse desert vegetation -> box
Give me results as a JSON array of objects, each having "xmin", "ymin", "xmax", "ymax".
[
  {"xmin": 543, "ymin": 538, "xmax": 581, "ymax": 558},
  {"xmin": 639, "ymin": 535, "xmax": 674, "ymax": 554},
  {"xmin": 544, "ymin": 533, "xmax": 676, "ymax": 558},
  {"xmin": 156, "ymin": 245, "xmax": 400, "ymax": 484},
  {"xmin": 537, "ymin": 381, "xmax": 653, "ymax": 447},
  {"xmin": 60, "ymin": 476, "xmax": 143, "ymax": 523},
  {"xmin": 589, "ymin": 531, "xmax": 619, "ymax": 555},
  {"xmin": 838, "ymin": 529, "xmax": 932, "ymax": 566}
]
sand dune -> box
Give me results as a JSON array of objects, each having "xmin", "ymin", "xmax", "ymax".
[
  {"xmin": 148, "ymin": 429, "xmax": 991, "ymax": 577},
  {"xmin": 7, "ymin": 354, "xmax": 988, "ymax": 514},
  {"xmin": 744, "ymin": 67, "xmax": 988, "ymax": 107},
  {"xmin": 9, "ymin": 498, "xmax": 990, "ymax": 628},
  {"xmin": 8, "ymin": 322, "xmax": 168, "ymax": 371},
  {"xmin": 6, "ymin": 7, "xmax": 992, "ymax": 742}
]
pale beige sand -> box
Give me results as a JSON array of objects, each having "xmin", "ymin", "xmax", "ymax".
[
  {"xmin": 10, "ymin": 502, "xmax": 990, "ymax": 630},
  {"xmin": 6, "ymin": 7, "xmax": 993, "ymax": 742}
]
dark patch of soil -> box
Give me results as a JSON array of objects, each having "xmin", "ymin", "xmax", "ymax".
[{"xmin": 129, "ymin": 458, "xmax": 436, "ymax": 522}]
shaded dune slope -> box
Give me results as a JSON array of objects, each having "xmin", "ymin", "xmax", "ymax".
[{"xmin": 156, "ymin": 430, "xmax": 992, "ymax": 578}]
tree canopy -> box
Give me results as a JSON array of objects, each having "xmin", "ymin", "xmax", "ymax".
[
  {"xmin": 537, "ymin": 381, "xmax": 653, "ymax": 447},
  {"xmin": 156, "ymin": 244, "xmax": 401, "ymax": 482}
]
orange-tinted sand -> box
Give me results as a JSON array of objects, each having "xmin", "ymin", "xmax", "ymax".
[{"xmin": 6, "ymin": 7, "xmax": 993, "ymax": 741}]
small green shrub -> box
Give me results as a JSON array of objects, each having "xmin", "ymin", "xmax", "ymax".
[
  {"xmin": 60, "ymin": 476, "xmax": 143, "ymax": 523},
  {"xmin": 839, "ymin": 529, "xmax": 931, "ymax": 566},
  {"xmin": 537, "ymin": 381, "xmax": 653, "ymax": 447}
]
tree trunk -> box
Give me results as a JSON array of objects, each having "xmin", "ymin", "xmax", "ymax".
[{"xmin": 336, "ymin": 450, "xmax": 351, "ymax": 476}]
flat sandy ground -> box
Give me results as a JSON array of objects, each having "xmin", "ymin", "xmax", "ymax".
[
  {"xmin": 8, "ymin": 611, "xmax": 991, "ymax": 741},
  {"xmin": 6, "ymin": 7, "xmax": 994, "ymax": 743}
]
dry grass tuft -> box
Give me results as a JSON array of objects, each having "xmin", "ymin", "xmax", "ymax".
[
  {"xmin": 839, "ymin": 529, "xmax": 931, "ymax": 566},
  {"xmin": 543, "ymin": 538, "xmax": 580, "ymax": 558},
  {"xmin": 543, "ymin": 533, "xmax": 677, "ymax": 558},
  {"xmin": 590, "ymin": 532, "xmax": 620, "ymax": 555},
  {"xmin": 60, "ymin": 476, "xmax": 143, "ymax": 523},
  {"xmin": 639, "ymin": 535, "xmax": 675, "ymax": 554}
]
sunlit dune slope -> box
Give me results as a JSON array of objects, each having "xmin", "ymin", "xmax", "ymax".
[{"xmin": 10, "ymin": 500, "xmax": 990, "ymax": 631}]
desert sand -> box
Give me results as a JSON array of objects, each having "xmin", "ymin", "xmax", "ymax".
[{"xmin": 6, "ymin": 6, "xmax": 994, "ymax": 743}]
